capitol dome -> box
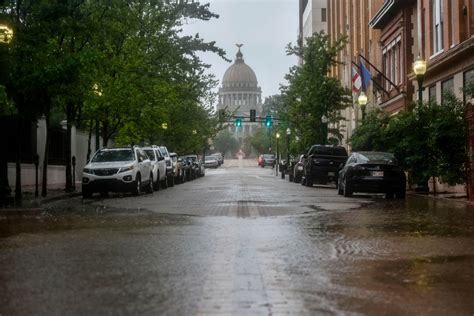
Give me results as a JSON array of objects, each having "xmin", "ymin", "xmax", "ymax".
[{"xmin": 222, "ymin": 47, "xmax": 258, "ymax": 88}]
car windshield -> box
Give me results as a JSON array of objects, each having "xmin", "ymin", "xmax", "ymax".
[
  {"xmin": 205, "ymin": 156, "xmax": 215, "ymax": 160},
  {"xmin": 91, "ymin": 149, "xmax": 134, "ymax": 162},
  {"xmin": 359, "ymin": 152, "xmax": 396, "ymax": 163},
  {"xmin": 144, "ymin": 150, "xmax": 155, "ymax": 161},
  {"xmin": 263, "ymin": 154, "xmax": 274, "ymax": 159},
  {"xmin": 160, "ymin": 147, "xmax": 169, "ymax": 157}
]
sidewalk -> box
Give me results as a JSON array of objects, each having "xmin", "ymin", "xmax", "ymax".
[
  {"xmin": 407, "ymin": 190, "xmax": 470, "ymax": 205},
  {"xmin": 0, "ymin": 182, "xmax": 81, "ymax": 214}
]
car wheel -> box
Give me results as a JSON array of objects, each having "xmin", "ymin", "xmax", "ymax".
[
  {"xmin": 289, "ymin": 174, "xmax": 294, "ymax": 182},
  {"xmin": 132, "ymin": 174, "xmax": 141, "ymax": 196},
  {"xmin": 396, "ymin": 188, "xmax": 406, "ymax": 199},
  {"xmin": 82, "ymin": 188, "xmax": 92, "ymax": 198},
  {"xmin": 168, "ymin": 175, "xmax": 175, "ymax": 187},
  {"xmin": 145, "ymin": 173, "xmax": 154, "ymax": 194},
  {"xmin": 100, "ymin": 191, "xmax": 108, "ymax": 198},
  {"xmin": 385, "ymin": 192, "xmax": 395, "ymax": 199},
  {"xmin": 337, "ymin": 181, "xmax": 343, "ymax": 195},
  {"xmin": 162, "ymin": 176, "xmax": 168, "ymax": 189},
  {"xmin": 305, "ymin": 177, "xmax": 313, "ymax": 187},
  {"xmin": 343, "ymin": 178, "xmax": 353, "ymax": 197},
  {"xmin": 154, "ymin": 172, "xmax": 160, "ymax": 191}
]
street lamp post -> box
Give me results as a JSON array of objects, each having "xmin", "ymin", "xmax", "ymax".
[
  {"xmin": 358, "ymin": 92, "xmax": 368, "ymax": 121},
  {"xmin": 0, "ymin": 24, "xmax": 14, "ymax": 206},
  {"xmin": 276, "ymin": 132, "xmax": 280, "ymax": 176},
  {"xmin": 321, "ymin": 115, "xmax": 328, "ymax": 145},
  {"xmin": 413, "ymin": 55, "xmax": 427, "ymax": 103},
  {"xmin": 286, "ymin": 128, "xmax": 291, "ymax": 163}
]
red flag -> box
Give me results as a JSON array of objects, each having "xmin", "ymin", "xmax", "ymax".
[{"xmin": 352, "ymin": 66, "xmax": 362, "ymax": 93}]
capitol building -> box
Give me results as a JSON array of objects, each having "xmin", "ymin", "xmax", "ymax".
[{"xmin": 217, "ymin": 45, "xmax": 263, "ymax": 145}]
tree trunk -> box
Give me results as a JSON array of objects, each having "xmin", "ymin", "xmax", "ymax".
[
  {"xmin": 14, "ymin": 114, "xmax": 22, "ymax": 205},
  {"xmin": 0, "ymin": 149, "xmax": 11, "ymax": 206},
  {"xmin": 102, "ymin": 120, "xmax": 108, "ymax": 147},
  {"xmin": 86, "ymin": 119, "xmax": 93, "ymax": 162},
  {"xmin": 41, "ymin": 115, "xmax": 50, "ymax": 198},
  {"xmin": 64, "ymin": 102, "xmax": 73, "ymax": 192}
]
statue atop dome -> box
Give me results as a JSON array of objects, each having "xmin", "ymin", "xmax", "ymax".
[{"xmin": 235, "ymin": 43, "xmax": 244, "ymax": 61}]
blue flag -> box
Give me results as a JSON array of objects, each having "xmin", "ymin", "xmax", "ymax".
[{"xmin": 359, "ymin": 62, "xmax": 372, "ymax": 92}]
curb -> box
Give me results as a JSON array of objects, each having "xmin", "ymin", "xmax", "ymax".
[
  {"xmin": 407, "ymin": 191, "xmax": 471, "ymax": 206},
  {"xmin": 40, "ymin": 192, "xmax": 82, "ymax": 204},
  {"xmin": 0, "ymin": 192, "xmax": 82, "ymax": 216}
]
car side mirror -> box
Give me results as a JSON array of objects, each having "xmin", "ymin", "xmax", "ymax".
[{"xmin": 158, "ymin": 156, "xmax": 164, "ymax": 161}]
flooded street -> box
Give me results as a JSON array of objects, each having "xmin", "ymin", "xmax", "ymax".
[{"xmin": 1, "ymin": 161, "xmax": 474, "ymax": 315}]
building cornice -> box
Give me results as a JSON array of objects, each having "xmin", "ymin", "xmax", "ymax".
[{"xmin": 369, "ymin": 0, "xmax": 396, "ymax": 29}]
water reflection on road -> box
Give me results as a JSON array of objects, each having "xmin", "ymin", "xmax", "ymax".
[{"xmin": 1, "ymin": 194, "xmax": 473, "ymax": 314}]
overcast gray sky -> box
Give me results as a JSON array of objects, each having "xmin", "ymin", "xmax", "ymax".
[{"xmin": 182, "ymin": 0, "xmax": 298, "ymax": 100}]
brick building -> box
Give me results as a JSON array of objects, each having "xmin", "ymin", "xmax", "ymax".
[
  {"xmin": 326, "ymin": 0, "xmax": 474, "ymax": 146},
  {"xmin": 327, "ymin": 0, "xmax": 382, "ymax": 145}
]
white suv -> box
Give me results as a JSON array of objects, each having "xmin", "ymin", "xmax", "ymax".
[
  {"xmin": 82, "ymin": 147, "xmax": 153, "ymax": 198},
  {"xmin": 143, "ymin": 146, "xmax": 167, "ymax": 189}
]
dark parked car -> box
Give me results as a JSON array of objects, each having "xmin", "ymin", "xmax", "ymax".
[
  {"xmin": 302, "ymin": 145, "xmax": 348, "ymax": 187},
  {"xmin": 337, "ymin": 151, "xmax": 406, "ymax": 198},
  {"xmin": 184, "ymin": 155, "xmax": 204, "ymax": 178}
]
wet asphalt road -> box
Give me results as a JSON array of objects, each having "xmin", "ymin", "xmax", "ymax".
[{"xmin": 1, "ymin": 159, "xmax": 474, "ymax": 315}]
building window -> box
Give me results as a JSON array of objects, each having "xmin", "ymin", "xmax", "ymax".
[
  {"xmin": 441, "ymin": 78, "xmax": 454, "ymax": 103},
  {"xmin": 464, "ymin": 69, "xmax": 474, "ymax": 103},
  {"xmin": 431, "ymin": 0, "xmax": 444, "ymax": 54},
  {"xmin": 429, "ymin": 85, "xmax": 437, "ymax": 101},
  {"xmin": 382, "ymin": 37, "xmax": 402, "ymax": 91},
  {"xmin": 321, "ymin": 8, "xmax": 327, "ymax": 22}
]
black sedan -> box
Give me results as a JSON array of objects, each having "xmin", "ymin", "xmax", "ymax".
[{"xmin": 338, "ymin": 151, "xmax": 406, "ymax": 198}]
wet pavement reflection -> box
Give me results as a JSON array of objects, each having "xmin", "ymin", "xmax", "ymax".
[{"xmin": 1, "ymin": 167, "xmax": 474, "ymax": 314}]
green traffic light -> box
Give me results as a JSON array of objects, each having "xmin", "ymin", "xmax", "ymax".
[
  {"xmin": 236, "ymin": 118, "xmax": 242, "ymax": 127},
  {"xmin": 265, "ymin": 115, "xmax": 272, "ymax": 128}
]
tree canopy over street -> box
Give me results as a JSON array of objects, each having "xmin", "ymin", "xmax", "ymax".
[{"xmin": 0, "ymin": 0, "xmax": 227, "ymax": 196}]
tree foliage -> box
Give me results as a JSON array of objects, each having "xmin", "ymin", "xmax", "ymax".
[
  {"xmin": 351, "ymin": 95, "xmax": 467, "ymax": 187},
  {"xmin": 213, "ymin": 129, "xmax": 239, "ymax": 157},
  {"xmin": 281, "ymin": 31, "xmax": 351, "ymax": 150}
]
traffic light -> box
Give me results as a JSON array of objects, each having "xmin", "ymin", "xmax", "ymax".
[
  {"xmin": 265, "ymin": 115, "xmax": 272, "ymax": 128},
  {"xmin": 250, "ymin": 109, "xmax": 256, "ymax": 122},
  {"xmin": 235, "ymin": 117, "xmax": 242, "ymax": 127}
]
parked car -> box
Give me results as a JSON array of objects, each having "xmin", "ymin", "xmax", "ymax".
[
  {"xmin": 204, "ymin": 155, "xmax": 219, "ymax": 168},
  {"xmin": 82, "ymin": 146, "xmax": 153, "ymax": 197},
  {"xmin": 184, "ymin": 156, "xmax": 199, "ymax": 180},
  {"xmin": 292, "ymin": 154, "xmax": 305, "ymax": 183},
  {"xmin": 169, "ymin": 152, "xmax": 185, "ymax": 184},
  {"xmin": 158, "ymin": 145, "xmax": 174, "ymax": 187},
  {"xmin": 143, "ymin": 146, "xmax": 167, "ymax": 190},
  {"xmin": 337, "ymin": 151, "xmax": 406, "ymax": 198},
  {"xmin": 212, "ymin": 152, "xmax": 224, "ymax": 166},
  {"xmin": 302, "ymin": 145, "xmax": 348, "ymax": 187},
  {"xmin": 259, "ymin": 154, "xmax": 276, "ymax": 168},
  {"xmin": 185, "ymin": 155, "xmax": 204, "ymax": 177},
  {"xmin": 181, "ymin": 156, "xmax": 194, "ymax": 181}
]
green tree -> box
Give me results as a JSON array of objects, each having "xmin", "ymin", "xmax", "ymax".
[
  {"xmin": 282, "ymin": 31, "xmax": 351, "ymax": 150},
  {"xmin": 350, "ymin": 109, "xmax": 390, "ymax": 151},
  {"xmin": 213, "ymin": 130, "xmax": 239, "ymax": 157},
  {"xmin": 351, "ymin": 96, "xmax": 467, "ymax": 191}
]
